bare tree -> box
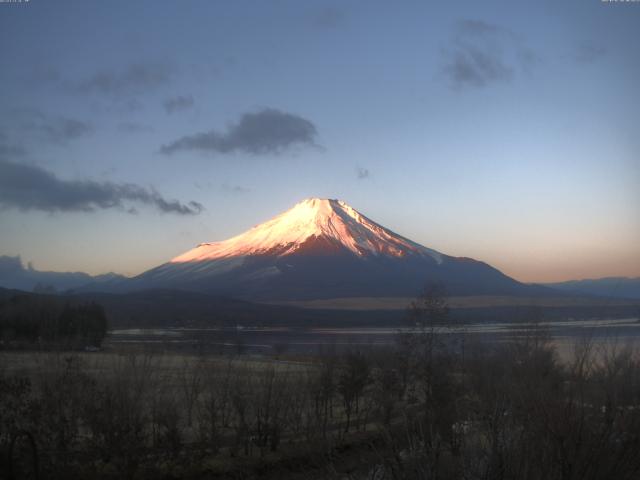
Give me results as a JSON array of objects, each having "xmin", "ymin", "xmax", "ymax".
[
  {"xmin": 178, "ymin": 356, "xmax": 204, "ymax": 428},
  {"xmin": 197, "ymin": 357, "xmax": 235, "ymax": 455},
  {"xmin": 338, "ymin": 351, "xmax": 371, "ymax": 433}
]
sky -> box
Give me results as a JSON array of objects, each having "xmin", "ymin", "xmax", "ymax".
[{"xmin": 0, "ymin": 0, "xmax": 638, "ymax": 283}]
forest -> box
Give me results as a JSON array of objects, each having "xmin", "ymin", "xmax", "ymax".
[{"xmin": 0, "ymin": 293, "xmax": 107, "ymax": 349}]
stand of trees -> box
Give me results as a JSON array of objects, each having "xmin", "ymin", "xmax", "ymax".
[{"xmin": 0, "ymin": 293, "xmax": 108, "ymax": 348}]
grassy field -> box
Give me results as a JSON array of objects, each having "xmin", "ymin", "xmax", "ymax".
[
  {"xmin": 3, "ymin": 321, "xmax": 640, "ymax": 479},
  {"xmin": 0, "ymin": 347, "xmax": 405, "ymax": 479}
]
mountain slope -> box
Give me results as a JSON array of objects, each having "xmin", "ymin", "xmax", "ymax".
[
  {"xmin": 171, "ymin": 198, "xmax": 444, "ymax": 262},
  {"xmin": 545, "ymin": 277, "xmax": 640, "ymax": 300},
  {"xmin": 127, "ymin": 198, "xmax": 549, "ymax": 300}
]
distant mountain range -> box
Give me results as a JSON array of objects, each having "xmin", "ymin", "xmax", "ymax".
[
  {"xmin": 2, "ymin": 199, "xmax": 637, "ymax": 305},
  {"xmin": 123, "ymin": 198, "xmax": 551, "ymax": 300},
  {"xmin": 543, "ymin": 277, "xmax": 640, "ymax": 300},
  {"xmin": 0, "ymin": 255, "xmax": 124, "ymax": 293}
]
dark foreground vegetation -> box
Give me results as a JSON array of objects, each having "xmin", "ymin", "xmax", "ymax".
[
  {"xmin": 1, "ymin": 289, "xmax": 640, "ymax": 479},
  {"xmin": 0, "ymin": 293, "xmax": 107, "ymax": 349}
]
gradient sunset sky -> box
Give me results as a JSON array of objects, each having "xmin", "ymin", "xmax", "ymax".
[{"xmin": 1, "ymin": 0, "xmax": 638, "ymax": 283}]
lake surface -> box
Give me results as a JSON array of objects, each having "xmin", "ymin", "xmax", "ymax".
[{"xmin": 108, "ymin": 317, "xmax": 640, "ymax": 358}]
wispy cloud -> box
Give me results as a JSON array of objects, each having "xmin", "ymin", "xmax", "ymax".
[
  {"xmin": 22, "ymin": 65, "xmax": 61, "ymax": 88},
  {"xmin": 309, "ymin": 6, "xmax": 345, "ymax": 29},
  {"xmin": 442, "ymin": 20, "xmax": 537, "ymax": 90},
  {"xmin": 74, "ymin": 62, "xmax": 174, "ymax": 96},
  {"xmin": 0, "ymin": 159, "xmax": 203, "ymax": 215},
  {"xmin": 221, "ymin": 182, "xmax": 250, "ymax": 194},
  {"xmin": 0, "ymin": 131, "xmax": 18, "ymax": 157},
  {"xmin": 573, "ymin": 45, "xmax": 606, "ymax": 64},
  {"xmin": 160, "ymin": 108, "xmax": 320, "ymax": 156},
  {"xmin": 9, "ymin": 109, "xmax": 93, "ymax": 144},
  {"xmin": 117, "ymin": 122, "xmax": 154, "ymax": 134},
  {"xmin": 356, "ymin": 167, "xmax": 371, "ymax": 180},
  {"xmin": 0, "ymin": 141, "xmax": 27, "ymax": 158},
  {"xmin": 164, "ymin": 95, "xmax": 194, "ymax": 114}
]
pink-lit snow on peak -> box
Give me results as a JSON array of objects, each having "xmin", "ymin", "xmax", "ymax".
[{"xmin": 170, "ymin": 198, "xmax": 443, "ymax": 263}]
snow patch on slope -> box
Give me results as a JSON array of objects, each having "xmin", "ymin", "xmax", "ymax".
[{"xmin": 171, "ymin": 198, "xmax": 443, "ymax": 264}]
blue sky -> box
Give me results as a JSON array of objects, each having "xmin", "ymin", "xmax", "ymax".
[{"xmin": 0, "ymin": 0, "xmax": 638, "ymax": 282}]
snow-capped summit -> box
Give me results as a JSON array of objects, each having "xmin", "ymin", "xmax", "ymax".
[
  {"xmin": 171, "ymin": 198, "xmax": 443, "ymax": 263},
  {"xmin": 131, "ymin": 197, "xmax": 542, "ymax": 300}
]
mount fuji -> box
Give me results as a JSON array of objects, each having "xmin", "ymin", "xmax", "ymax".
[{"xmin": 126, "ymin": 198, "xmax": 545, "ymax": 300}]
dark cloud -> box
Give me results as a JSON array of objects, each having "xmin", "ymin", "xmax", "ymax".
[
  {"xmin": 444, "ymin": 48, "xmax": 512, "ymax": 88},
  {"xmin": 23, "ymin": 65, "xmax": 61, "ymax": 88},
  {"xmin": 356, "ymin": 167, "xmax": 371, "ymax": 180},
  {"xmin": 443, "ymin": 20, "xmax": 536, "ymax": 90},
  {"xmin": 160, "ymin": 108, "xmax": 320, "ymax": 156},
  {"xmin": 75, "ymin": 62, "xmax": 173, "ymax": 96},
  {"xmin": 114, "ymin": 98, "xmax": 145, "ymax": 113},
  {"xmin": 221, "ymin": 182, "xmax": 250, "ymax": 194},
  {"xmin": 99, "ymin": 166, "xmax": 118, "ymax": 178},
  {"xmin": 573, "ymin": 45, "xmax": 606, "ymax": 64},
  {"xmin": 164, "ymin": 95, "xmax": 194, "ymax": 114},
  {"xmin": 117, "ymin": 122, "xmax": 154, "ymax": 134},
  {"xmin": 458, "ymin": 19, "xmax": 504, "ymax": 36},
  {"xmin": 188, "ymin": 57, "xmax": 236, "ymax": 83},
  {"xmin": 309, "ymin": 6, "xmax": 345, "ymax": 29},
  {"xmin": 0, "ymin": 143, "xmax": 27, "ymax": 158},
  {"xmin": 0, "ymin": 159, "xmax": 203, "ymax": 215},
  {"xmin": 518, "ymin": 47, "xmax": 540, "ymax": 73},
  {"xmin": 194, "ymin": 181, "xmax": 250, "ymax": 194},
  {"xmin": 193, "ymin": 181, "xmax": 213, "ymax": 190},
  {"xmin": 10, "ymin": 109, "xmax": 93, "ymax": 144},
  {"xmin": 43, "ymin": 117, "xmax": 92, "ymax": 142}
]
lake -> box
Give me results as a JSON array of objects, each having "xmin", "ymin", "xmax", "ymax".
[{"xmin": 108, "ymin": 317, "xmax": 640, "ymax": 359}]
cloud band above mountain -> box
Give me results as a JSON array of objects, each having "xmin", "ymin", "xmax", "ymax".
[
  {"xmin": 0, "ymin": 159, "xmax": 203, "ymax": 215},
  {"xmin": 160, "ymin": 108, "xmax": 319, "ymax": 156}
]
